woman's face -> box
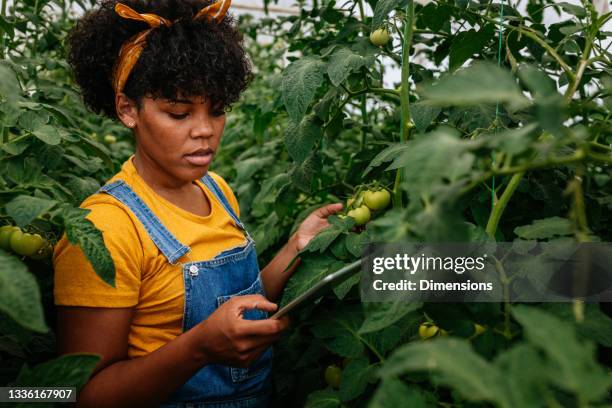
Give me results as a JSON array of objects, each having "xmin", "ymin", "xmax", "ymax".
[{"xmin": 123, "ymin": 93, "xmax": 226, "ymax": 185}]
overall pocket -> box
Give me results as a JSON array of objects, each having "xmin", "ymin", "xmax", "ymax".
[{"xmin": 216, "ymin": 276, "xmax": 273, "ymax": 383}]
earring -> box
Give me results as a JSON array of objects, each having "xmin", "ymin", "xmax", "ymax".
[{"xmin": 127, "ymin": 121, "xmax": 135, "ymax": 128}]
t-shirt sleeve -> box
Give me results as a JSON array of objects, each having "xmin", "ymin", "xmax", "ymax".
[
  {"xmin": 209, "ymin": 171, "xmax": 241, "ymax": 218},
  {"xmin": 53, "ymin": 202, "xmax": 144, "ymax": 307}
]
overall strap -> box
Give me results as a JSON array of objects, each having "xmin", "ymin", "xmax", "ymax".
[
  {"xmin": 98, "ymin": 180, "xmax": 190, "ymax": 264},
  {"xmin": 200, "ymin": 174, "xmax": 248, "ymax": 233}
]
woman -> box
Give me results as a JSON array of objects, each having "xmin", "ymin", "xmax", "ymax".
[{"xmin": 53, "ymin": 1, "xmax": 342, "ymax": 406}]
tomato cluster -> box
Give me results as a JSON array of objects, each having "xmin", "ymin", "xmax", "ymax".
[
  {"xmin": 0, "ymin": 225, "xmax": 53, "ymax": 260},
  {"xmin": 344, "ymin": 187, "xmax": 391, "ymax": 226}
]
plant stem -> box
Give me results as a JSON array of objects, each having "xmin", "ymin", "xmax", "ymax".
[
  {"xmin": 564, "ymin": 22, "xmax": 595, "ymax": 102},
  {"xmin": 357, "ymin": 0, "xmax": 365, "ymax": 27},
  {"xmin": 485, "ymin": 171, "xmax": 525, "ymax": 238},
  {"xmin": 0, "ymin": 0, "xmax": 6, "ymax": 59},
  {"xmin": 360, "ymin": 95, "xmax": 368, "ymax": 149},
  {"xmin": 394, "ymin": 0, "xmax": 414, "ymax": 208}
]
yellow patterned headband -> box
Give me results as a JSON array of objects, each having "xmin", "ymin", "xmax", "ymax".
[{"xmin": 111, "ymin": 0, "xmax": 231, "ymax": 97}]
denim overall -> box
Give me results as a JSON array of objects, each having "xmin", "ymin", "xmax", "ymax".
[{"xmin": 99, "ymin": 174, "xmax": 273, "ymax": 407}]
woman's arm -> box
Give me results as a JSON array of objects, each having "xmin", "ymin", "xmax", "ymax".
[
  {"xmin": 58, "ymin": 294, "xmax": 287, "ymax": 408},
  {"xmin": 260, "ymin": 203, "xmax": 343, "ymax": 301}
]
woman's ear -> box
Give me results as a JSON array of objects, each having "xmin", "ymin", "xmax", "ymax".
[{"xmin": 115, "ymin": 93, "xmax": 138, "ymax": 129}]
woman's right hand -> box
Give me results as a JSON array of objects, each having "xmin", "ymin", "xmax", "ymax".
[{"xmin": 195, "ymin": 294, "xmax": 290, "ymax": 368}]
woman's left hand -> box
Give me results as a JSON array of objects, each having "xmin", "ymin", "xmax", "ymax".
[{"xmin": 292, "ymin": 203, "xmax": 344, "ymax": 253}]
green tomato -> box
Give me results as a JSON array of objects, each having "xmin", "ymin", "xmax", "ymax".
[
  {"xmin": 363, "ymin": 189, "xmax": 391, "ymax": 211},
  {"xmin": 104, "ymin": 134, "xmax": 117, "ymax": 144},
  {"xmin": 474, "ymin": 323, "xmax": 486, "ymax": 335},
  {"xmin": 324, "ymin": 364, "xmax": 342, "ymax": 389},
  {"xmin": 10, "ymin": 231, "xmax": 45, "ymax": 257},
  {"xmin": 418, "ymin": 322, "xmax": 439, "ymax": 340},
  {"xmin": 369, "ymin": 28, "xmax": 390, "ymax": 47},
  {"xmin": 347, "ymin": 205, "xmax": 371, "ymax": 226},
  {"xmin": 0, "ymin": 226, "xmax": 20, "ymax": 251}
]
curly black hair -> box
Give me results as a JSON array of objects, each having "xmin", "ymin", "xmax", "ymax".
[{"xmin": 67, "ymin": 0, "xmax": 253, "ymax": 119}]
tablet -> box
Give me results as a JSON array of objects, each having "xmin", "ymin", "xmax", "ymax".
[{"xmin": 270, "ymin": 259, "xmax": 362, "ymax": 319}]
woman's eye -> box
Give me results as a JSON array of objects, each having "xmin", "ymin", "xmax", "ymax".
[
  {"xmin": 213, "ymin": 110, "xmax": 226, "ymax": 117},
  {"xmin": 169, "ymin": 112, "xmax": 188, "ymax": 120}
]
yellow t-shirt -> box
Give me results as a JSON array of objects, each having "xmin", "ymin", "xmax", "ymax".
[{"xmin": 53, "ymin": 156, "xmax": 246, "ymax": 359}]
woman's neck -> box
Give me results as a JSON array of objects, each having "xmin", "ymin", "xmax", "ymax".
[{"xmin": 133, "ymin": 150, "xmax": 193, "ymax": 194}]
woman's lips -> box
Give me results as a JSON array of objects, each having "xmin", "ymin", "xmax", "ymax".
[{"xmin": 184, "ymin": 151, "xmax": 213, "ymax": 166}]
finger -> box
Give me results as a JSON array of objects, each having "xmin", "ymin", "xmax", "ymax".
[
  {"xmin": 236, "ymin": 318, "xmax": 288, "ymax": 336},
  {"xmin": 231, "ymin": 295, "xmax": 278, "ymax": 313},
  {"xmin": 314, "ymin": 203, "xmax": 343, "ymax": 218}
]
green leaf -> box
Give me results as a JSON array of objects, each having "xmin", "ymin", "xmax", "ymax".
[
  {"xmin": 282, "ymin": 57, "xmax": 326, "ymax": 122},
  {"xmin": 31, "ymin": 125, "xmax": 62, "ymax": 145},
  {"xmin": 0, "ymin": 63, "xmax": 21, "ymax": 100},
  {"xmin": 364, "ymin": 143, "xmax": 410, "ymax": 176},
  {"xmin": 332, "ymin": 273, "xmax": 360, "ymax": 300},
  {"xmin": 13, "ymin": 354, "xmax": 100, "ymax": 389},
  {"xmin": 483, "ymin": 123, "xmax": 539, "ymax": 155},
  {"xmin": 518, "ymin": 64, "xmax": 557, "ymax": 97},
  {"xmin": 449, "ymin": 26, "xmax": 495, "ymax": 71},
  {"xmin": 60, "ymin": 206, "xmax": 115, "ymax": 287},
  {"xmin": 512, "ymin": 305, "xmax": 612, "ymax": 401},
  {"xmin": 302, "ymin": 224, "xmax": 344, "ymax": 253},
  {"xmin": 327, "ymin": 47, "xmax": 371, "ymax": 87},
  {"xmin": 311, "ymin": 305, "xmax": 366, "ymax": 357},
  {"xmin": 359, "ymin": 301, "xmax": 422, "ymax": 334},
  {"xmin": 345, "ymin": 232, "xmax": 369, "ymax": 257},
  {"xmin": 379, "ymin": 338, "xmax": 511, "ymax": 407},
  {"xmin": 305, "ymin": 390, "xmax": 341, "ymax": 408},
  {"xmin": 371, "ymin": 0, "xmax": 404, "ymax": 30},
  {"xmin": 18, "ymin": 110, "xmax": 49, "ymax": 132},
  {"xmin": 420, "ymin": 62, "xmax": 528, "ymax": 109},
  {"xmin": 252, "ymin": 212, "xmax": 282, "ymax": 254},
  {"xmin": 1, "ymin": 137, "xmax": 30, "ymax": 155},
  {"xmin": 542, "ymin": 303, "xmax": 612, "ymax": 347},
  {"xmin": 6, "ymin": 157, "xmax": 43, "ymax": 185},
  {"xmin": 0, "ymin": 15, "xmax": 15, "ymax": 38},
  {"xmin": 339, "ymin": 358, "xmax": 374, "ymax": 401},
  {"xmin": 411, "ymin": 103, "xmax": 441, "ymax": 133},
  {"xmin": 557, "ymin": 2, "xmax": 587, "ymax": 18},
  {"xmin": 368, "ymin": 379, "xmax": 427, "ymax": 408},
  {"xmin": 285, "ymin": 115, "xmax": 323, "ymax": 164},
  {"xmin": 390, "ymin": 129, "xmax": 476, "ymax": 195},
  {"xmin": 5, "ymin": 195, "xmax": 57, "ymax": 227},
  {"xmin": 513, "ymin": 217, "xmax": 573, "ymax": 240},
  {"xmin": 419, "ymin": 3, "xmax": 452, "ymax": 32},
  {"xmin": 0, "ymin": 249, "xmax": 48, "ymax": 333},
  {"xmin": 492, "ymin": 344, "xmax": 549, "ymax": 407},
  {"xmin": 234, "ymin": 156, "xmax": 273, "ymax": 185},
  {"xmin": 281, "ymin": 257, "xmax": 343, "ymax": 307}
]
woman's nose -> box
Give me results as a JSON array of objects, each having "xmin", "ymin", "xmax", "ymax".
[{"xmin": 190, "ymin": 116, "xmax": 215, "ymax": 139}]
